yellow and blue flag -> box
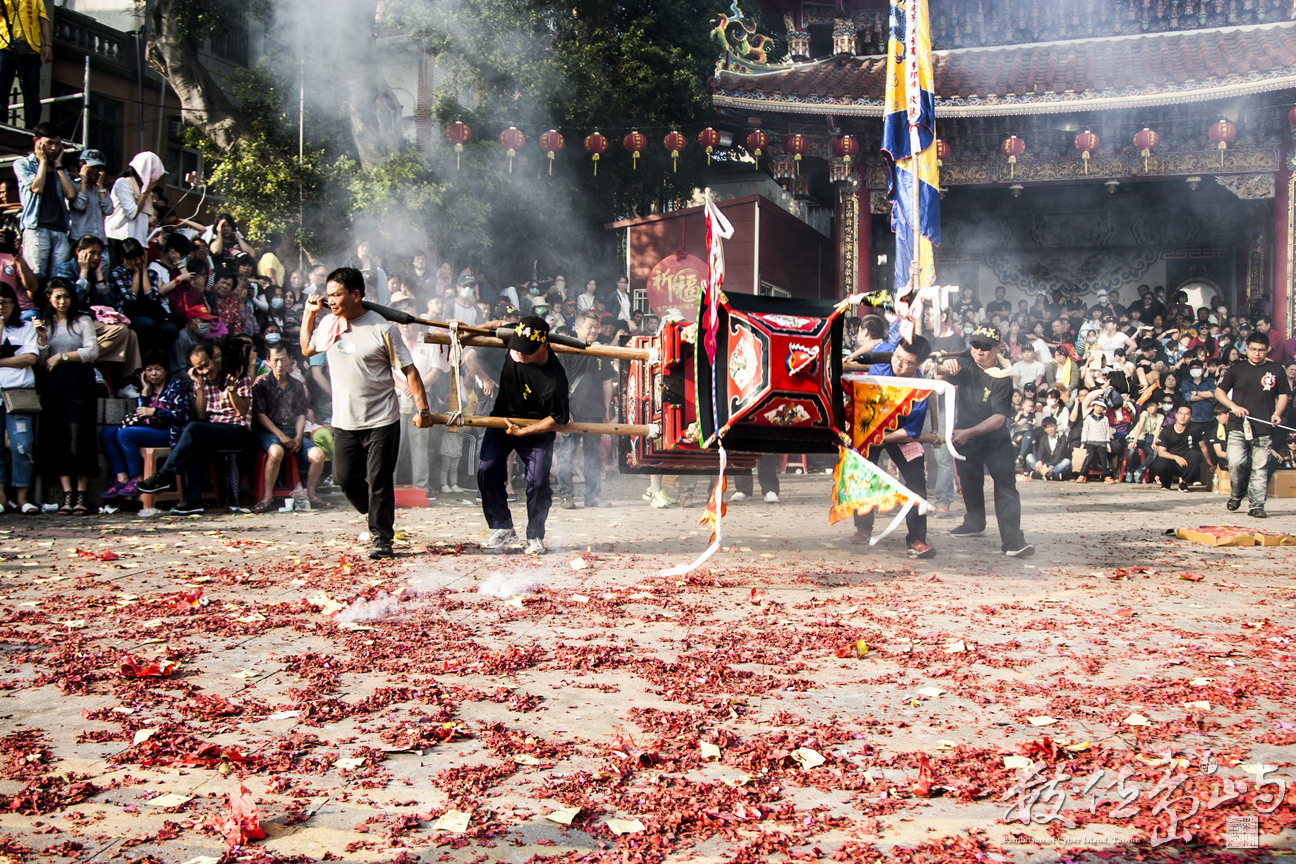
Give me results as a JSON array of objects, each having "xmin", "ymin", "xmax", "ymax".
[{"xmin": 881, "ymin": 0, "xmax": 940, "ymax": 296}]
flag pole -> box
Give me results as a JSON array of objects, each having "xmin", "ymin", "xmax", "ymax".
[{"xmin": 905, "ymin": 0, "xmax": 923, "ymax": 304}]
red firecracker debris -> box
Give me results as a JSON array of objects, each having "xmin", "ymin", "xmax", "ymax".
[{"xmin": 214, "ymin": 785, "xmax": 265, "ymax": 849}]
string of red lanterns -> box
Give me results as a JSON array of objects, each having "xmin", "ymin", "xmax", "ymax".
[{"xmin": 439, "ymin": 119, "xmax": 1260, "ymax": 179}]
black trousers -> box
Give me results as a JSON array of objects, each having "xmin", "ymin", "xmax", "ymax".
[
  {"xmin": 954, "ymin": 435, "xmax": 1027, "ymax": 551},
  {"xmin": 853, "ymin": 444, "xmax": 928, "ymax": 544},
  {"xmin": 334, "ymin": 422, "xmax": 400, "ymax": 543},
  {"xmin": 1150, "ymin": 451, "xmax": 1204, "ymax": 488}
]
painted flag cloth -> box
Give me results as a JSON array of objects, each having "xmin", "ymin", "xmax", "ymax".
[
  {"xmin": 882, "ymin": 0, "xmax": 940, "ymax": 297},
  {"xmin": 829, "ymin": 448, "xmax": 930, "ymax": 544}
]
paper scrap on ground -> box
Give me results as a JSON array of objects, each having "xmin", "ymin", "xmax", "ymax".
[
  {"xmin": 1125, "ymin": 713, "xmax": 1152, "ymax": 727},
  {"xmin": 792, "ymin": 747, "xmax": 825, "ymax": 769},
  {"xmin": 699, "ymin": 742, "xmax": 722, "ymax": 761},
  {"xmin": 1027, "ymin": 716, "xmax": 1058, "ymax": 726},
  {"xmin": 607, "ymin": 818, "xmax": 646, "ymax": 835},
  {"xmin": 145, "ymin": 793, "xmax": 192, "ymax": 809},
  {"xmin": 432, "ymin": 810, "xmax": 471, "ymax": 833},
  {"xmin": 1003, "ymin": 756, "xmax": 1034, "ymax": 769},
  {"xmin": 546, "ymin": 807, "xmax": 581, "ymax": 825}
]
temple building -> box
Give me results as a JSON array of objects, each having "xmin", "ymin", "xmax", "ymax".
[{"xmin": 709, "ymin": 0, "xmax": 1296, "ymax": 335}]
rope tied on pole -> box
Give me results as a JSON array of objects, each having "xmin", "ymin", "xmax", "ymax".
[{"xmin": 445, "ymin": 320, "xmax": 467, "ymax": 429}]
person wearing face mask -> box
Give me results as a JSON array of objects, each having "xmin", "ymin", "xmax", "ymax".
[
  {"xmin": 451, "ymin": 276, "xmax": 481, "ymax": 326},
  {"xmin": 1179, "ymin": 359, "xmax": 1217, "ymax": 467},
  {"xmin": 1039, "ymin": 388, "xmax": 1070, "ymax": 436},
  {"xmin": 170, "ymin": 308, "xmax": 216, "ymax": 372}
]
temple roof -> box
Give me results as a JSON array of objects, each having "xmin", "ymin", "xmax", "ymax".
[{"xmin": 712, "ymin": 22, "xmax": 1296, "ymax": 118}]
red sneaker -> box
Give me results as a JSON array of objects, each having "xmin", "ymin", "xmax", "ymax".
[{"xmin": 907, "ymin": 539, "xmax": 936, "ymax": 559}]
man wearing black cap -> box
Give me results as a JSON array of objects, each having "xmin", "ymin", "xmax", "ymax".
[
  {"xmin": 939, "ymin": 324, "xmax": 1034, "ymax": 557},
  {"xmin": 477, "ymin": 315, "xmax": 569, "ymax": 555}
]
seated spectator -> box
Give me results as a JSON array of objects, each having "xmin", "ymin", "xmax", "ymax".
[
  {"xmin": 251, "ymin": 342, "xmax": 327, "ymax": 512},
  {"xmin": 101, "ymin": 350, "xmax": 192, "ymax": 499},
  {"xmin": 1045, "ymin": 345, "xmax": 1080, "ymax": 391},
  {"xmin": 1011, "ymin": 395, "xmax": 1038, "ymax": 467},
  {"xmin": 113, "ymin": 237, "xmax": 179, "ymax": 352},
  {"xmin": 0, "ymin": 285, "xmax": 39, "ymax": 513},
  {"xmin": 1076, "ymin": 397, "xmax": 1114, "ymax": 483},
  {"xmin": 213, "ymin": 269, "xmax": 253, "ymax": 337},
  {"xmin": 1270, "ymin": 435, "xmax": 1296, "ymax": 473},
  {"xmin": 136, "ymin": 342, "xmax": 253, "ymax": 515},
  {"xmin": 148, "ymin": 232, "xmax": 206, "ymax": 322},
  {"xmin": 1150, "ymin": 405, "xmax": 1205, "ymax": 491},
  {"xmin": 36, "ymin": 279, "xmax": 100, "ymax": 514},
  {"xmin": 1011, "ymin": 345, "xmax": 1045, "ymax": 390},
  {"xmin": 1125, "ymin": 400, "xmax": 1166, "ymax": 483},
  {"xmin": 1025, "ymin": 417, "xmax": 1070, "ymax": 479},
  {"xmin": 171, "ymin": 308, "xmax": 216, "ymax": 372}
]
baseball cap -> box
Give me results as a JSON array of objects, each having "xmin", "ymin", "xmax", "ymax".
[
  {"xmin": 188, "ymin": 308, "xmax": 216, "ymax": 321},
  {"xmin": 507, "ymin": 316, "xmax": 549, "ymax": 355},
  {"xmin": 968, "ymin": 324, "xmax": 1001, "ymax": 349},
  {"xmin": 80, "ymin": 149, "xmax": 108, "ymax": 168}
]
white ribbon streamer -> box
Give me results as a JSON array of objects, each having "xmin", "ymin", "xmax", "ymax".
[{"xmin": 656, "ymin": 446, "xmax": 727, "ymax": 578}]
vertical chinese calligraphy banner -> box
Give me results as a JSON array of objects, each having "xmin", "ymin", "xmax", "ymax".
[{"xmin": 646, "ymin": 251, "xmax": 707, "ymax": 321}]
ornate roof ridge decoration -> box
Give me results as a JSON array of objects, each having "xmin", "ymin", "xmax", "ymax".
[
  {"xmin": 713, "ymin": 20, "xmax": 1296, "ymax": 118},
  {"xmin": 934, "ymin": 19, "xmax": 1296, "ymax": 57}
]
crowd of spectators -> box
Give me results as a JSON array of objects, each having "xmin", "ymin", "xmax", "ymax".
[
  {"xmin": 0, "ymin": 124, "xmax": 650, "ymax": 516},
  {"xmin": 887, "ymin": 282, "xmax": 1296, "ymax": 494}
]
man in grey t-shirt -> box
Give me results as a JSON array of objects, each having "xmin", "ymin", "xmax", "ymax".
[{"xmin": 301, "ymin": 266, "xmax": 433, "ymax": 559}]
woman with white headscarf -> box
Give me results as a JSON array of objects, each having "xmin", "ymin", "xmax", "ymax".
[{"xmin": 104, "ymin": 152, "xmax": 165, "ymax": 265}]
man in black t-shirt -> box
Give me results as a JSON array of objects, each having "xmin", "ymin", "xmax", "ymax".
[
  {"xmin": 1150, "ymin": 405, "xmax": 1204, "ymax": 491},
  {"xmin": 938, "ymin": 325, "xmax": 1033, "ymax": 557},
  {"xmin": 557, "ymin": 311, "xmax": 616, "ymax": 509},
  {"xmin": 477, "ymin": 316, "xmax": 570, "ymax": 554},
  {"xmin": 1215, "ymin": 331, "xmax": 1292, "ymax": 517}
]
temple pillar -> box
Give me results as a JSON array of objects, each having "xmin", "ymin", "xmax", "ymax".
[{"xmin": 1276, "ymin": 148, "xmax": 1292, "ymax": 337}]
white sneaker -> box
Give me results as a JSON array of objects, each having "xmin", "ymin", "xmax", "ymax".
[
  {"xmin": 764, "ymin": 491, "xmax": 779, "ymax": 503},
  {"xmin": 483, "ymin": 528, "xmax": 517, "ymax": 550},
  {"xmin": 731, "ymin": 492, "xmax": 747, "ymax": 502},
  {"xmin": 524, "ymin": 537, "xmax": 545, "ymax": 556},
  {"xmin": 450, "ymin": 485, "xmax": 467, "ymax": 493},
  {"xmin": 441, "ymin": 485, "xmax": 452, "ymax": 494}
]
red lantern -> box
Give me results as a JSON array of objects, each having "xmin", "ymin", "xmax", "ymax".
[
  {"xmin": 1001, "ymin": 135, "xmax": 1025, "ymax": 179},
  {"xmin": 783, "ymin": 133, "xmax": 809, "ymax": 175},
  {"xmin": 1133, "ymin": 127, "xmax": 1158, "ymax": 172},
  {"xmin": 1208, "ymin": 118, "xmax": 1236, "ymax": 166},
  {"xmin": 445, "ymin": 120, "xmax": 471, "ymax": 171},
  {"xmin": 498, "ymin": 126, "xmax": 525, "ymax": 174},
  {"xmin": 584, "ymin": 132, "xmax": 608, "ymax": 176},
  {"xmin": 698, "ymin": 127, "xmax": 722, "ymax": 165},
  {"xmin": 539, "ymin": 129, "xmax": 564, "ymax": 176},
  {"xmin": 746, "ymin": 129, "xmax": 768, "ymax": 171},
  {"xmin": 1289, "ymin": 106, "xmax": 1296, "ymax": 133},
  {"xmin": 623, "ymin": 131, "xmax": 647, "ymax": 170},
  {"xmin": 935, "ymin": 138, "xmax": 950, "ymax": 167},
  {"xmin": 663, "ymin": 130, "xmax": 687, "ymax": 173},
  {"xmin": 1074, "ymin": 130, "xmax": 1099, "ymax": 175},
  {"xmin": 831, "ymin": 134, "xmax": 859, "ymax": 164}
]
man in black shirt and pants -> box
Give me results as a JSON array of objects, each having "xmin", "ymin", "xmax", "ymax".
[
  {"xmin": 478, "ymin": 316, "xmax": 569, "ymax": 555},
  {"xmin": 939, "ymin": 325, "xmax": 1033, "ymax": 557},
  {"xmin": 1215, "ymin": 330, "xmax": 1291, "ymax": 518},
  {"xmin": 1150, "ymin": 405, "xmax": 1204, "ymax": 491}
]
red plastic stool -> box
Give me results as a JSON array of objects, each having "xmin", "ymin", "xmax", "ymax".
[
  {"xmin": 253, "ymin": 450, "xmax": 301, "ymax": 500},
  {"xmin": 782, "ymin": 454, "xmax": 810, "ymax": 474}
]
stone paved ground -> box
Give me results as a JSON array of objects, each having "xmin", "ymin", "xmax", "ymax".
[{"xmin": 1, "ymin": 471, "xmax": 1294, "ymax": 863}]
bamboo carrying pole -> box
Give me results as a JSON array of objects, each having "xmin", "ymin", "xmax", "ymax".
[
  {"xmin": 427, "ymin": 413, "xmax": 655, "ymax": 437},
  {"xmin": 422, "ymin": 332, "xmax": 652, "ymax": 361}
]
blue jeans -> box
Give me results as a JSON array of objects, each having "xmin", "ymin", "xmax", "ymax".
[
  {"xmin": 555, "ymin": 432, "xmax": 603, "ymax": 504},
  {"xmin": 20, "ymin": 227, "xmax": 70, "ymax": 280},
  {"xmin": 0, "ymin": 403, "xmax": 35, "ymax": 489},
  {"xmin": 932, "ymin": 441, "xmax": 955, "ymax": 506},
  {"xmin": 101, "ymin": 425, "xmax": 170, "ymax": 477},
  {"xmin": 1227, "ymin": 430, "xmax": 1270, "ymax": 508},
  {"xmin": 478, "ymin": 428, "xmax": 555, "ymax": 539},
  {"xmin": 1025, "ymin": 453, "xmax": 1071, "ymax": 477},
  {"xmin": 0, "ymin": 49, "xmax": 43, "ymax": 130}
]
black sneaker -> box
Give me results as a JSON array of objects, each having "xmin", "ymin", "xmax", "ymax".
[
  {"xmin": 1226, "ymin": 497, "xmax": 1242, "ymax": 511},
  {"xmin": 369, "ymin": 540, "xmax": 395, "ymax": 560},
  {"xmin": 1178, "ymin": 479, "xmax": 1190, "ymax": 492},
  {"xmin": 1249, "ymin": 508, "xmax": 1268, "ymax": 519},
  {"xmin": 1004, "ymin": 543, "xmax": 1035, "ymax": 558},
  {"xmin": 170, "ymin": 502, "xmax": 203, "ymax": 516},
  {"xmin": 136, "ymin": 473, "xmax": 174, "ymax": 494},
  {"xmin": 948, "ymin": 524, "xmax": 985, "ymax": 537}
]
